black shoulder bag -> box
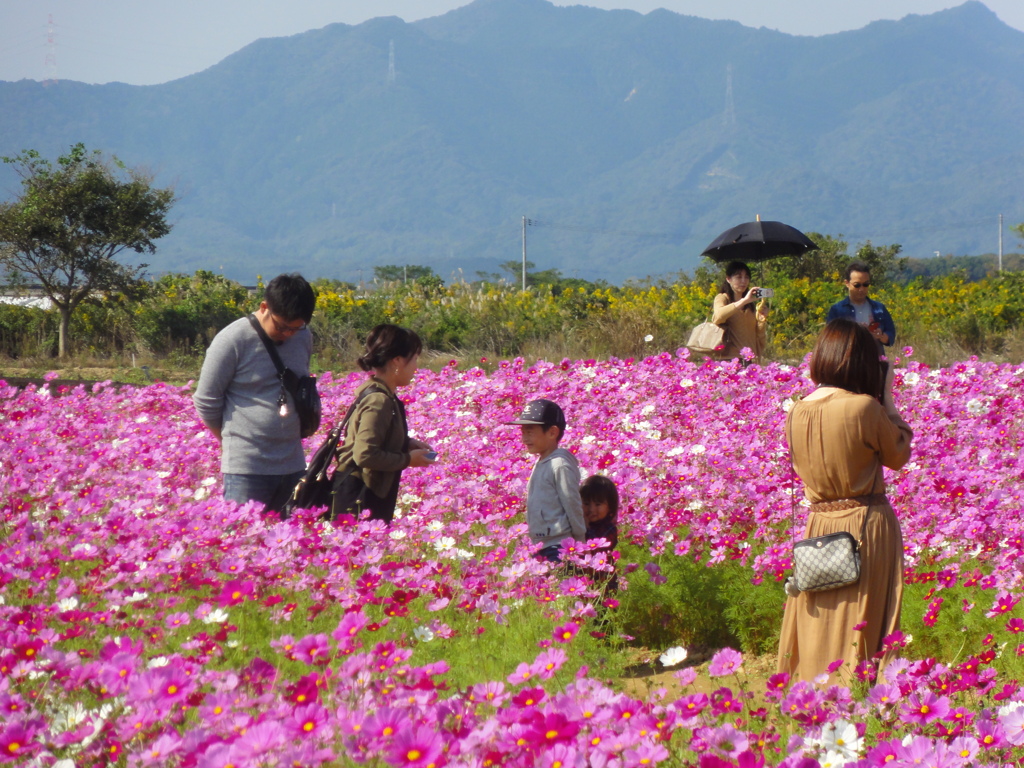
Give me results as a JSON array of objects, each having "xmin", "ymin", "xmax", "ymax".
[
  {"xmin": 248, "ymin": 314, "xmax": 321, "ymax": 438},
  {"xmin": 280, "ymin": 385, "xmax": 380, "ymax": 519}
]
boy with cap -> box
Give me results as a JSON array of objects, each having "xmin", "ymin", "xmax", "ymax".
[{"xmin": 505, "ymin": 398, "xmax": 586, "ymax": 562}]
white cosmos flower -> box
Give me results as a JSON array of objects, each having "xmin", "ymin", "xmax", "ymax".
[
  {"xmin": 680, "ymin": 378, "xmax": 695, "ymax": 388},
  {"xmin": 203, "ymin": 608, "xmax": 230, "ymax": 624},
  {"xmin": 426, "ymin": 520, "xmax": 444, "ymax": 531},
  {"xmin": 966, "ymin": 398, "xmax": 987, "ymax": 416},
  {"xmin": 201, "ymin": 477, "xmax": 217, "ymax": 486},
  {"xmin": 147, "ymin": 656, "xmax": 169, "ymax": 668},
  {"xmin": 125, "ymin": 591, "xmax": 149, "ymax": 603},
  {"xmin": 389, "ymin": 530, "xmax": 407, "ymax": 540},
  {"xmin": 414, "ymin": 626, "xmax": 436, "ymax": 643},
  {"xmin": 818, "ymin": 750, "xmax": 854, "ymax": 768},
  {"xmin": 902, "ymin": 371, "xmax": 921, "ymax": 386},
  {"xmin": 57, "ymin": 597, "xmax": 79, "ymax": 611},
  {"xmin": 819, "ymin": 719, "xmax": 863, "ymax": 760},
  {"xmin": 434, "ymin": 536, "xmax": 456, "ymax": 552},
  {"xmin": 690, "ymin": 444, "xmax": 706, "ymax": 455},
  {"xmin": 644, "ymin": 334, "xmax": 654, "ymax": 342},
  {"xmin": 659, "ymin": 646, "xmax": 688, "ymax": 667}
]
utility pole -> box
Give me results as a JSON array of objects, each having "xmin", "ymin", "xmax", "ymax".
[
  {"xmin": 521, "ymin": 216, "xmax": 528, "ymax": 290},
  {"xmin": 44, "ymin": 14, "xmax": 57, "ymax": 86},
  {"xmin": 998, "ymin": 213, "xmax": 1003, "ymax": 273}
]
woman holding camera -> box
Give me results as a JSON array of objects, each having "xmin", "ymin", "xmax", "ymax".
[
  {"xmin": 331, "ymin": 324, "xmax": 436, "ymax": 523},
  {"xmin": 711, "ymin": 260, "xmax": 769, "ymax": 361},
  {"xmin": 777, "ymin": 319, "xmax": 912, "ymax": 683}
]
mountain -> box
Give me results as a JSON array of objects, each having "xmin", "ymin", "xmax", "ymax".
[{"xmin": 1, "ymin": 0, "xmax": 1022, "ymax": 284}]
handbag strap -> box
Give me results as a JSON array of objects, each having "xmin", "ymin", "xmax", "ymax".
[
  {"xmin": 248, "ymin": 314, "xmax": 291, "ymax": 413},
  {"xmin": 248, "ymin": 313, "xmax": 287, "ymax": 375},
  {"xmin": 787, "ymin": 436, "xmax": 872, "ymax": 548},
  {"xmin": 334, "ymin": 382, "xmax": 391, "ymax": 470}
]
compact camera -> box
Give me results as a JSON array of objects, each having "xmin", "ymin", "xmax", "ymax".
[{"xmin": 752, "ymin": 288, "xmax": 775, "ymax": 299}]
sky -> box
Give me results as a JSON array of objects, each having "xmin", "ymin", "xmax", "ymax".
[{"xmin": 1, "ymin": 0, "xmax": 1022, "ymax": 86}]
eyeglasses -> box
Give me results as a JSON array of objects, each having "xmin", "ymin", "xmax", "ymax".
[
  {"xmin": 849, "ymin": 282, "xmax": 871, "ymax": 289},
  {"xmin": 269, "ymin": 314, "xmax": 307, "ymax": 335}
]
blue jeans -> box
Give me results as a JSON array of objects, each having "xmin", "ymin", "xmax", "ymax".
[{"xmin": 223, "ymin": 471, "xmax": 304, "ymax": 516}]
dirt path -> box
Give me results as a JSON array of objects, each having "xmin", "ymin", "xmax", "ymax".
[{"xmin": 620, "ymin": 649, "xmax": 778, "ymax": 699}]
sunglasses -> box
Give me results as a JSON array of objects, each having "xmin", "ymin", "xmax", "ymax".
[{"xmin": 848, "ymin": 282, "xmax": 871, "ymax": 289}]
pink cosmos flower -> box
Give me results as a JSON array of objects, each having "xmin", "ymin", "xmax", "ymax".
[
  {"xmin": 218, "ymin": 579, "xmax": 255, "ymax": 607},
  {"xmin": 511, "ymin": 687, "xmax": 546, "ymax": 707},
  {"xmin": 523, "ymin": 712, "xmax": 580, "ymax": 746},
  {"xmin": 901, "ymin": 690, "xmax": 951, "ymax": 725},
  {"xmin": 866, "ymin": 683, "xmax": 901, "ymax": 708},
  {"xmin": 0, "ymin": 722, "xmax": 38, "ymax": 763},
  {"xmin": 537, "ymin": 743, "xmax": 577, "ymax": 768},
  {"xmin": 707, "ymin": 648, "xmax": 743, "ymax": 677},
  {"xmin": 364, "ymin": 707, "xmax": 407, "ymax": 740},
  {"xmin": 387, "ymin": 725, "xmax": 444, "ymax": 767},
  {"xmin": 234, "ymin": 720, "xmax": 288, "ymax": 759},
  {"xmin": 468, "ymin": 681, "xmax": 507, "ymax": 707},
  {"xmin": 987, "ymin": 591, "xmax": 1020, "ymax": 618},
  {"xmin": 286, "ymin": 703, "xmax": 331, "ymax": 739},
  {"xmin": 164, "ymin": 611, "xmax": 191, "ymax": 629},
  {"xmin": 293, "ymin": 633, "xmax": 332, "ymax": 666},
  {"xmin": 507, "ymin": 662, "xmax": 534, "ymax": 685},
  {"xmin": 532, "ymin": 648, "xmax": 568, "ymax": 679},
  {"xmin": 553, "ymin": 622, "xmax": 579, "ymax": 643},
  {"xmin": 623, "ymin": 743, "xmax": 670, "ymax": 766},
  {"xmin": 136, "ymin": 732, "xmax": 183, "ymax": 766}
]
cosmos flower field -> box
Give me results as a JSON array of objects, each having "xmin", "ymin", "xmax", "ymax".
[{"xmin": 3, "ymin": 349, "xmax": 1024, "ymax": 767}]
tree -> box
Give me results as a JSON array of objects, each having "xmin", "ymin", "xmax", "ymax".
[
  {"xmin": 0, "ymin": 144, "xmax": 175, "ymax": 357},
  {"xmin": 762, "ymin": 233, "xmax": 850, "ymax": 283},
  {"xmin": 852, "ymin": 240, "xmax": 906, "ymax": 286},
  {"xmin": 1012, "ymin": 222, "xmax": 1024, "ymax": 246},
  {"xmin": 373, "ymin": 264, "xmax": 440, "ymax": 284}
]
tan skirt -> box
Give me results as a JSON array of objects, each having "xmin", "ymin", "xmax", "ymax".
[{"xmin": 777, "ymin": 498, "xmax": 904, "ymax": 683}]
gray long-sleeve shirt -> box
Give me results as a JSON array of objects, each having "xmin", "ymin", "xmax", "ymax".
[
  {"xmin": 192, "ymin": 316, "xmax": 312, "ymax": 475},
  {"xmin": 526, "ymin": 447, "xmax": 586, "ymax": 549}
]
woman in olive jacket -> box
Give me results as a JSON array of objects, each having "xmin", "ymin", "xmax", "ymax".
[{"xmin": 332, "ymin": 324, "xmax": 436, "ymax": 522}]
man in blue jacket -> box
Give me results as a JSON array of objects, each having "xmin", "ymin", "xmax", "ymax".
[{"xmin": 825, "ymin": 261, "xmax": 896, "ymax": 349}]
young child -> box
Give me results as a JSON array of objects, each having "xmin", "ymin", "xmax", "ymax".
[
  {"xmin": 581, "ymin": 474, "xmax": 619, "ymax": 591},
  {"xmin": 505, "ymin": 398, "xmax": 586, "ymax": 562}
]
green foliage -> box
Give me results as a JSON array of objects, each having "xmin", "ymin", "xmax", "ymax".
[
  {"xmin": 135, "ymin": 271, "xmax": 253, "ymax": 354},
  {"xmin": 0, "ymin": 303, "xmax": 55, "ymax": 358},
  {"xmin": 0, "ymin": 144, "xmax": 175, "ymax": 356},
  {"xmin": 902, "ymin": 572, "xmax": 1024, "ymax": 682},
  {"xmin": 612, "ymin": 542, "xmax": 784, "ymax": 656},
  {"xmin": 853, "ymin": 241, "xmax": 907, "ymax": 286},
  {"xmin": 7, "ymin": 262, "xmax": 1024, "ymax": 368},
  {"xmin": 373, "ymin": 265, "xmax": 442, "ymax": 287},
  {"xmin": 762, "ymin": 232, "xmax": 849, "ymax": 283}
]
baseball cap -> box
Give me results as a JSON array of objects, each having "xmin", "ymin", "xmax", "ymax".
[{"xmin": 504, "ymin": 398, "xmax": 566, "ymax": 431}]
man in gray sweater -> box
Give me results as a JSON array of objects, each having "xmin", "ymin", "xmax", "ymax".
[
  {"xmin": 505, "ymin": 399, "xmax": 586, "ymax": 562},
  {"xmin": 193, "ymin": 273, "xmax": 316, "ymax": 513}
]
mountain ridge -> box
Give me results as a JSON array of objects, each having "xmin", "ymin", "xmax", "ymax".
[{"xmin": 1, "ymin": 0, "xmax": 1022, "ymax": 283}]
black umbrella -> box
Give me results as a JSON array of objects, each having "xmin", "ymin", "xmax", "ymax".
[{"xmin": 701, "ymin": 220, "xmax": 818, "ymax": 263}]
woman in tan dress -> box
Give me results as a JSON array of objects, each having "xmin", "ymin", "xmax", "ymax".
[
  {"xmin": 711, "ymin": 261, "xmax": 769, "ymax": 360},
  {"xmin": 777, "ymin": 318, "xmax": 913, "ymax": 683}
]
